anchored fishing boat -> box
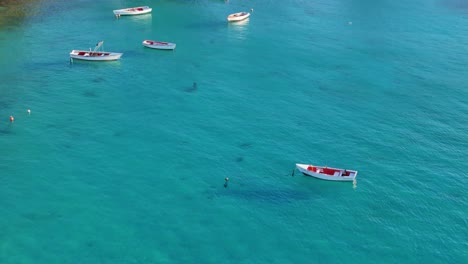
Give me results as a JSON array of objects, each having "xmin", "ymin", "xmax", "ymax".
[
  {"xmin": 69, "ymin": 41, "xmax": 122, "ymax": 61},
  {"xmin": 227, "ymin": 12, "xmax": 250, "ymax": 22},
  {"xmin": 295, "ymin": 164, "xmax": 358, "ymax": 182},
  {"xmin": 113, "ymin": 6, "xmax": 152, "ymax": 16},
  {"xmin": 142, "ymin": 40, "xmax": 176, "ymax": 50}
]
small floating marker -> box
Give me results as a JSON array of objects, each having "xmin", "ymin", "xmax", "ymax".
[
  {"xmin": 9, "ymin": 116, "xmax": 14, "ymax": 122},
  {"xmin": 250, "ymin": 8, "xmax": 254, "ymax": 12},
  {"xmin": 27, "ymin": 109, "xmax": 31, "ymax": 115},
  {"xmin": 224, "ymin": 177, "xmax": 229, "ymax": 188}
]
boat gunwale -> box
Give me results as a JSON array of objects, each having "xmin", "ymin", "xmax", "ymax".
[{"xmin": 296, "ymin": 163, "xmax": 358, "ymax": 180}]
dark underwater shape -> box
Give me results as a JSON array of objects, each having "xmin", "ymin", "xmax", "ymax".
[
  {"xmin": 442, "ymin": 0, "xmax": 468, "ymax": 10},
  {"xmin": 22, "ymin": 61, "xmax": 66, "ymax": 70},
  {"xmin": 92, "ymin": 77, "xmax": 105, "ymax": 83},
  {"xmin": 185, "ymin": 82, "xmax": 197, "ymax": 93},
  {"xmin": 222, "ymin": 188, "xmax": 310, "ymax": 204},
  {"xmin": 21, "ymin": 211, "xmax": 62, "ymax": 221},
  {"xmin": 83, "ymin": 90, "xmax": 98, "ymax": 98},
  {"xmin": 113, "ymin": 131, "xmax": 124, "ymax": 137},
  {"xmin": 0, "ymin": 127, "xmax": 13, "ymax": 135},
  {"xmin": 62, "ymin": 143, "xmax": 72, "ymax": 149},
  {"xmin": 85, "ymin": 241, "xmax": 95, "ymax": 248},
  {"xmin": 0, "ymin": 99, "xmax": 12, "ymax": 109},
  {"xmin": 239, "ymin": 142, "xmax": 252, "ymax": 148}
]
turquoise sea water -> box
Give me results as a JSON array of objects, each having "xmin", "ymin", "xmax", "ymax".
[{"xmin": 1, "ymin": 0, "xmax": 467, "ymax": 263}]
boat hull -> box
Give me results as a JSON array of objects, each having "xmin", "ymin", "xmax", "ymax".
[
  {"xmin": 70, "ymin": 50, "xmax": 122, "ymax": 61},
  {"xmin": 113, "ymin": 6, "xmax": 152, "ymax": 16},
  {"xmin": 142, "ymin": 40, "xmax": 176, "ymax": 50},
  {"xmin": 296, "ymin": 164, "xmax": 357, "ymax": 182},
  {"xmin": 227, "ymin": 12, "xmax": 250, "ymax": 22}
]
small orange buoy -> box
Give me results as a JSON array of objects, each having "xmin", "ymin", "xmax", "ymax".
[{"xmin": 9, "ymin": 116, "xmax": 14, "ymax": 122}]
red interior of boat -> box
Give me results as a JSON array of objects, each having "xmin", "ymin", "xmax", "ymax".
[
  {"xmin": 307, "ymin": 166, "xmax": 349, "ymax": 176},
  {"xmin": 75, "ymin": 52, "xmax": 110, "ymax": 57},
  {"xmin": 321, "ymin": 168, "xmax": 338, "ymax": 175},
  {"xmin": 146, "ymin": 41, "xmax": 168, "ymax": 45}
]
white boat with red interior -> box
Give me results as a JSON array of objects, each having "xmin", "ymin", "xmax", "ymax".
[
  {"xmin": 227, "ymin": 12, "xmax": 250, "ymax": 22},
  {"xmin": 296, "ymin": 164, "xmax": 357, "ymax": 182},
  {"xmin": 113, "ymin": 6, "xmax": 152, "ymax": 16},
  {"xmin": 142, "ymin": 40, "xmax": 176, "ymax": 50},
  {"xmin": 70, "ymin": 41, "xmax": 122, "ymax": 61}
]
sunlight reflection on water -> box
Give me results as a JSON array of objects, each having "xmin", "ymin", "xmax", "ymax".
[{"xmin": 227, "ymin": 18, "xmax": 249, "ymax": 40}]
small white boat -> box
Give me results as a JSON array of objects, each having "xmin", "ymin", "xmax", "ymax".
[
  {"xmin": 227, "ymin": 12, "xmax": 250, "ymax": 22},
  {"xmin": 295, "ymin": 164, "xmax": 358, "ymax": 182},
  {"xmin": 70, "ymin": 41, "xmax": 122, "ymax": 61},
  {"xmin": 113, "ymin": 6, "xmax": 152, "ymax": 16},
  {"xmin": 142, "ymin": 40, "xmax": 176, "ymax": 50}
]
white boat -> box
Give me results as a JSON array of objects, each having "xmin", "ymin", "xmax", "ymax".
[
  {"xmin": 142, "ymin": 40, "xmax": 176, "ymax": 50},
  {"xmin": 295, "ymin": 164, "xmax": 358, "ymax": 182},
  {"xmin": 113, "ymin": 6, "xmax": 152, "ymax": 16},
  {"xmin": 70, "ymin": 41, "xmax": 122, "ymax": 61},
  {"xmin": 227, "ymin": 12, "xmax": 250, "ymax": 22}
]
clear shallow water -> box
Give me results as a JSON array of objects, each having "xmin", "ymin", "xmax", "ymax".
[{"xmin": 0, "ymin": 0, "xmax": 467, "ymax": 263}]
